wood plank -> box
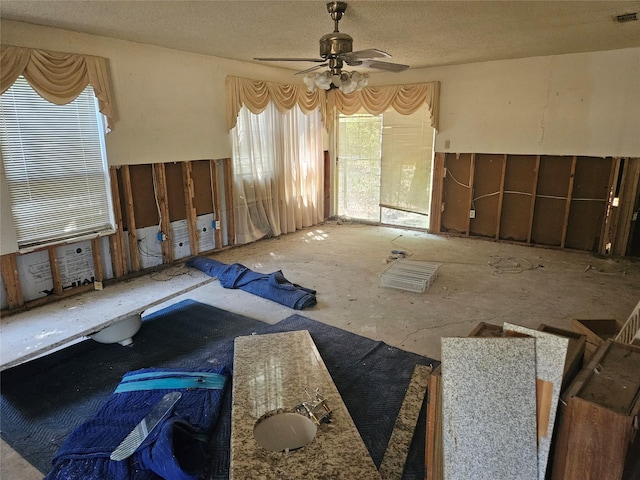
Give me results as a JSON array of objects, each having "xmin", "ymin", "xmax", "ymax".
[
  {"xmin": 465, "ymin": 153, "xmax": 476, "ymax": 237},
  {"xmin": 430, "ymin": 153, "xmax": 445, "ymax": 233},
  {"xmin": 223, "ymin": 158, "xmax": 235, "ymax": 246},
  {"xmin": 0, "ymin": 254, "xmax": 24, "ymax": 309},
  {"xmin": 613, "ymin": 158, "xmax": 640, "ymax": 256},
  {"xmin": 108, "ymin": 166, "xmax": 127, "ymax": 278},
  {"xmin": 181, "ymin": 161, "xmax": 200, "ymax": 256},
  {"xmin": 527, "ymin": 155, "xmax": 541, "ymax": 244},
  {"xmin": 47, "ymin": 248, "xmax": 64, "ymax": 296},
  {"xmin": 91, "ymin": 238, "xmax": 104, "ymax": 284},
  {"xmin": 211, "ymin": 159, "xmax": 223, "ymax": 249},
  {"xmin": 495, "ymin": 154, "xmax": 507, "ymax": 239},
  {"xmin": 153, "ymin": 163, "xmax": 173, "ymax": 263},
  {"xmin": 120, "ymin": 165, "xmax": 140, "ymax": 272},
  {"xmin": 600, "ymin": 157, "xmax": 620, "ymax": 254},
  {"xmin": 560, "ymin": 156, "xmax": 577, "ymax": 248}
]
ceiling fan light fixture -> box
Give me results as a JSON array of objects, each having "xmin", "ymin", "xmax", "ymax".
[{"xmin": 304, "ymin": 70, "xmax": 368, "ymax": 93}]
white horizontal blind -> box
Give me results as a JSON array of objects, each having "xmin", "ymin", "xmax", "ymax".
[
  {"xmin": 380, "ymin": 105, "xmax": 435, "ymax": 215},
  {"xmin": 0, "ymin": 76, "xmax": 115, "ymax": 250}
]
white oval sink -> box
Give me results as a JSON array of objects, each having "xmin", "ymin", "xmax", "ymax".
[
  {"xmin": 253, "ymin": 410, "xmax": 317, "ymax": 452},
  {"xmin": 90, "ymin": 313, "xmax": 142, "ymax": 346}
]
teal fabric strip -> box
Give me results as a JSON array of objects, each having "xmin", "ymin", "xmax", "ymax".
[
  {"xmin": 120, "ymin": 371, "xmax": 225, "ymax": 383},
  {"xmin": 114, "ymin": 375, "xmax": 226, "ymax": 393}
]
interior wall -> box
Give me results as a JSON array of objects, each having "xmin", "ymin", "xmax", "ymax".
[
  {"xmin": 372, "ymin": 48, "xmax": 640, "ymax": 157},
  {"xmin": 0, "ymin": 20, "xmax": 295, "ymax": 165}
]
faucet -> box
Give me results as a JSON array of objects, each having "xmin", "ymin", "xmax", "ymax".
[{"xmin": 295, "ymin": 388, "xmax": 332, "ymax": 425}]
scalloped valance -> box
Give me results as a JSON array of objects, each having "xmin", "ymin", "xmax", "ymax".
[
  {"xmin": 329, "ymin": 81, "xmax": 440, "ymax": 131},
  {"xmin": 226, "ymin": 75, "xmax": 326, "ymax": 130},
  {"xmin": 227, "ymin": 76, "xmax": 440, "ymax": 132},
  {"xmin": 1, "ymin": 45, "xmax": 115, "ymax": 128}
]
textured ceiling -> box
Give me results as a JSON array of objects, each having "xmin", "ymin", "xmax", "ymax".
[{"xmin": 2, "ymin": 1, "xmax": 640, "ymax": 72}]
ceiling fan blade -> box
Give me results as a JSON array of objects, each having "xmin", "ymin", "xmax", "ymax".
[
  {"xmin": 360, "ymin": 60, "xmax": 410, "ymax": 72},
  {"xmin": 295, "ymin": 64, "xmax": 329, "ymax": 75},
  {"xmin": 254, "ymin": 57, "xmax": 326, "ymax": 62},
  {"xmin": 341, "ymin": 48, "xmax": 391, "ymax": 61}
]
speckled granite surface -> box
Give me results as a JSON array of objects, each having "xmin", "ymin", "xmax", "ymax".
[
  {"xmin": 379, "ymin": 364, "xmax": 431, "ymax": 480},
  {"xmin": 503, "ymin": 323, "xmax": 569, "ymax": 480},
  {"xmin": 231, "ymin": 330, "xmax": 380, "ymax": 480},
  {"xmin": 441, "ymin": 337, "xmax": 538, "ymax": 480}
]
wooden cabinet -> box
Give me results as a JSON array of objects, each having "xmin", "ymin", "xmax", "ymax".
[{"xmin": 551, "ymin": 340, "xmax": 640, "ymax": 480}]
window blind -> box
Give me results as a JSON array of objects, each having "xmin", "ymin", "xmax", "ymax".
[{"xmin": 0, "ymin": 76, "xmax": 115, "ymax": 251}]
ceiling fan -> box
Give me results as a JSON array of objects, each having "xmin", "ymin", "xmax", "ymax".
[{"xmin": 254, "ymin": 1, "xmax": 409, "ymax": 91}]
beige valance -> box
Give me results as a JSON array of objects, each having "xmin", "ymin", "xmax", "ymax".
[
  {"xmin": 226, "ymin": 76, "xmax": 326, "ymax": 130},
  {"xmin": 329, "ymin": 81, "xmax": 440, "ymax": 131},
  {"xmin": 1, "ymin": 45, "xmax": 115, "ymax": 128}
]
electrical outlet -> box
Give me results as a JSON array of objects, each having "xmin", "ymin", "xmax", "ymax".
[
  {"xmin": 156, "ymin": 231, "xmax": 167, "ymax": 242},
  {"xmin": 470, "ymin": 209, "xmax": 476, "ymax": 219},
  {"xmin": 212, "ymin": 220, "xmax": 220, "ymax": 230}
]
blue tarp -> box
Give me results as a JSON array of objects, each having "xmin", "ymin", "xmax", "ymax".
[
  {"xmin": 185, "ymin": 257, "xmax": 317, "ymax": 310},
  {"xmin": 45, "ymin": 367, "xmax": 229, "ymax": 480}
]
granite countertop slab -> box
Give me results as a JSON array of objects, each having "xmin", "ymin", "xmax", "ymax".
[{"xmin": 231, "ymin": 330, "xmax": 380, "ymax": 480}]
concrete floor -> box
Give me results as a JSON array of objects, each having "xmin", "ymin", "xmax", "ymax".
[{"xmin": 2, "ymin": 222, "xmax": 639, "ymax": 478}]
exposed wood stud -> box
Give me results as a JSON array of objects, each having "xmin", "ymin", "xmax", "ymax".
[
  {"xmin": 527, "ymin": 155, "xmax": 541, "ymax": 244},
  {"xmin": 465, "ymin": 153, "xmax": 476, "ymax": 236},
  {"xmin": 430, "ymin": 153, "xmax": 445, "ymax": 233},
  {"xmin": 153, "ymin": 163, "xmax": 173, "ymax": 263},
  {"xmin": 210, "ymin": 159, "xmax": 223, "ymax": 249},
  {"xmin": 121, "ymin": 165, "xmax": 140, "ymax": 272},
  {"xmin": 91, "ymin": 237, "xmax": 104, "ymax": 283},
  {"xmin": 223, "ymin": 158, "xmax": 236, "ymax": 246},
  {"xmin": 495, "ymin": 154, "xmax": 507, "ymax": 239},
  {"xmin": 182, "ymin": 161, "xmax": 199, "ymax": 256},
  {"xmin": 48, "ymin": 248, "xmax": 64, "ymax": 295},
  {"xmin": 614, "ymin": 158, "xmax": 640, "ymax": 256},
  {"xmin": 600, "ymin": 158, "xmax": 619, "ymax": 255},
  {"xmin": 108, "ymin": 166, "xmax": 127, "ymax": 278},
  {"xmin": 560, "ymin": 156, "xmax": 578, "ymax": 248},
  {"xmin": 0, "ymin": 254, "xmax": 24, "ymax": 309}
]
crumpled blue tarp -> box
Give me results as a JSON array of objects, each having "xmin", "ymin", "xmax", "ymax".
[
  {"xmin": 185, "ymin": 257, "xmax": 317, "ymax": 310},
  {"xmin": 44, "ymin": 367, "xmax": 229, "ymax": 480}
]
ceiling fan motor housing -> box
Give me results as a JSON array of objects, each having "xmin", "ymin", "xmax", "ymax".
[{"xmin": 320, "ymin": 32, "xmax": 353, "ymax": 57}]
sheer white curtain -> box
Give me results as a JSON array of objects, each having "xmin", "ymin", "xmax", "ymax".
[{"xmin": 231, "ymin": 102, "xmax": 324, "ymax": 244}]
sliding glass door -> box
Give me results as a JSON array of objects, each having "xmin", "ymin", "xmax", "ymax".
[{"xmin": 337, "ymin": 104, "xmax": 435, "ymax": 229}]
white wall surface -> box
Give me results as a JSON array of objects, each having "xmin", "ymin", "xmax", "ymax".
[{"xmin": 372, "ymin": 47, "xmax": 640, "ymax": 157}]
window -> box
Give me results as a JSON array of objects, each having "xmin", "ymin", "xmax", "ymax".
[{"xmin": 0, "ymin": 76, "xmax": 115, "ymax": 252}]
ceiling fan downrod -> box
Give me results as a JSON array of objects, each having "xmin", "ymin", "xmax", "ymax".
[{"xmin": 320, "ymin": 1, "xmax": 352, "ymax": 59}]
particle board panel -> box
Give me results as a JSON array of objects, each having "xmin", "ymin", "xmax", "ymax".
[
  {"xmin": 191, "ymin": 160, "xmax": 215, "ymax": 215},
  {"xmin": 564, "ymin": 157, "xmax": 612, "ymax": 251},
  {"xmin": 531, "ymin": 156, "xmax": 573, "ymax": 247},
  {"xmin": 128, "ymin": 164, "xmax": 159, "ymax": 229},
  {"xmin": 500, "ymin": 154, "xmax": 536, "ymax": 242},
  {"xmin": 504, "ymin": 323, "xmax": 569, "ymax": 480},
  {"xmin": 441, "ymin": 337, "xmax": 538, "ymax": 480},
  {"xmin": 441, "ymin": 153, "xmax": 472, "ymax": 234},
  {"xmin": 165, "ymin": 162, "xmax": 187, "ymax": 222},
  {"xmin": 470, "ymin": 154, "xmax": 503, "ymax": 238}
]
